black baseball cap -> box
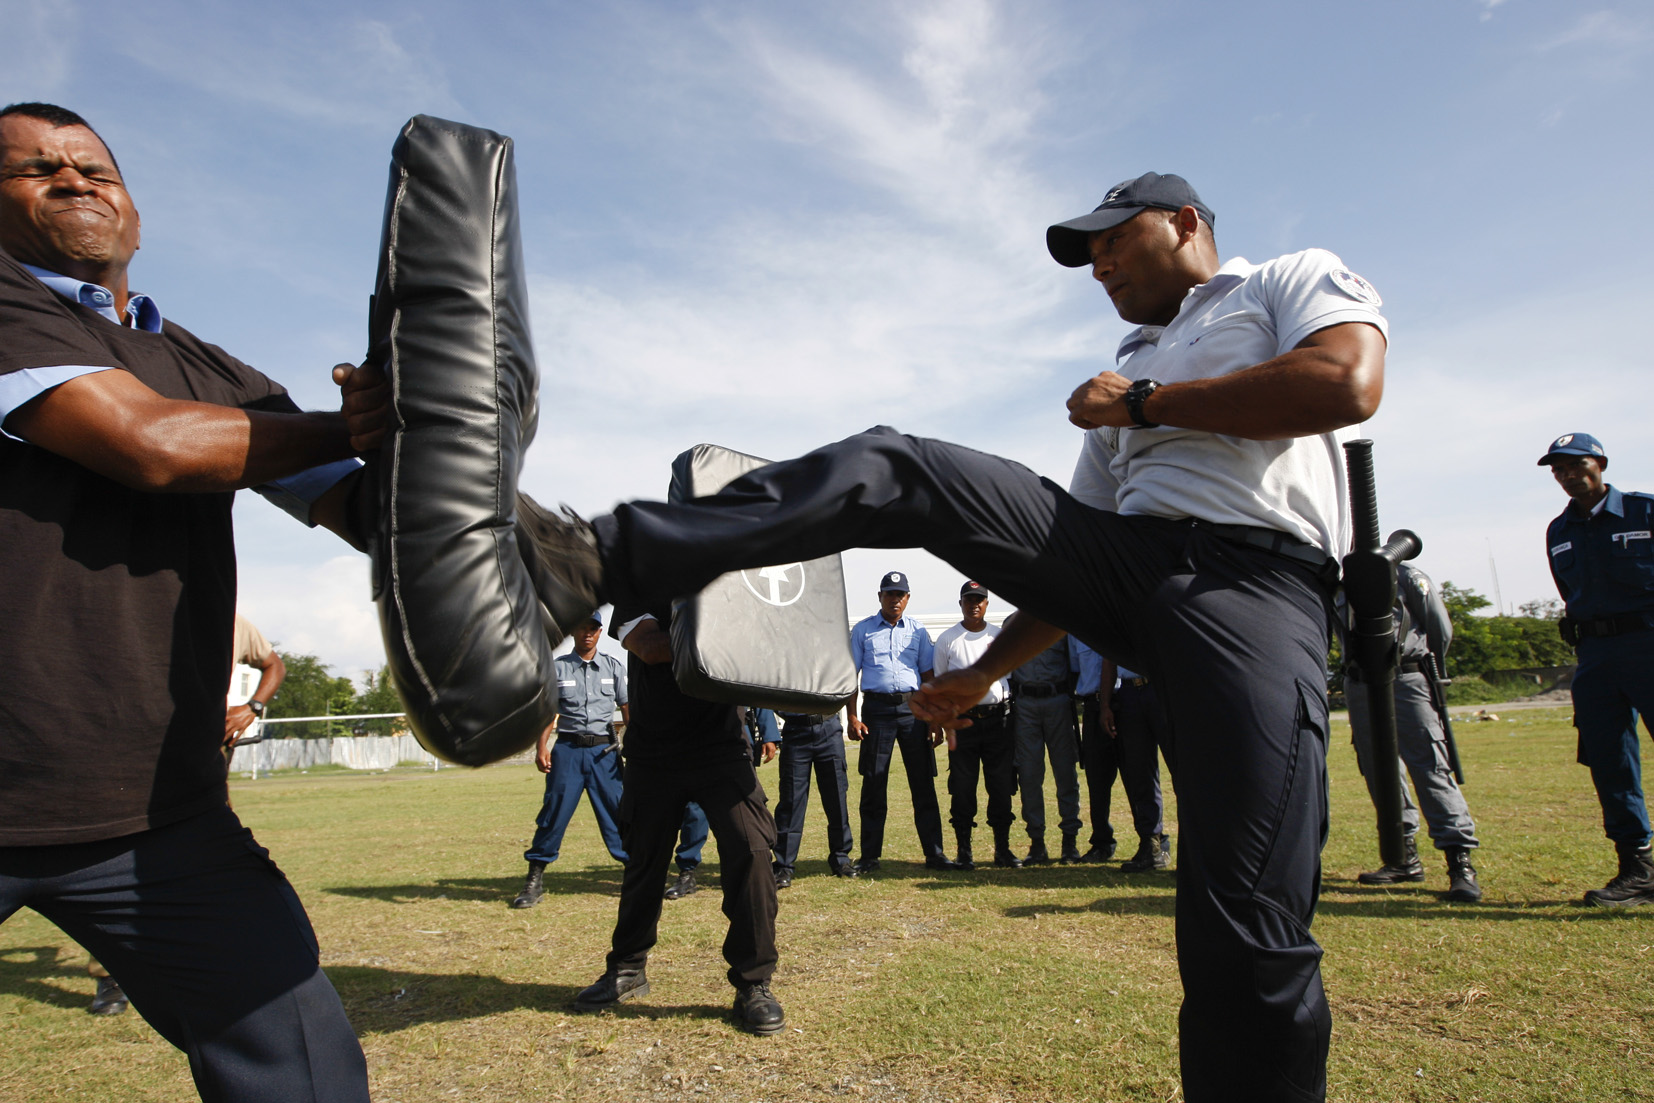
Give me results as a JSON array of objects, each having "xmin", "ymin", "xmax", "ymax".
[
  {"xmin": 1537, "ymin": 432, "xmax": 1607, "ymax": 465},
  {"xmin": 879, "ymin": 570, "xmax": 911, "ymax": 593},
  {"xmin": 1046, "ymin": 172, "xmax": 1216, "ymax": 268},
  {"xmin": 959, "ymin": 581, "xmax": 989, "ymax": 599}
]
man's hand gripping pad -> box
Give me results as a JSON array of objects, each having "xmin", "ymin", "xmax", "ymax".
[
  {"xmin": 668, "ymin": 445, "xmax": 858, "ymax": 713},
  {"xmin": 366, "ymin": 115, "xmax": 555, "ymax": 766}
]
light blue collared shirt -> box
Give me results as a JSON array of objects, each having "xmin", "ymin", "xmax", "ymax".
[
  {"xmin": 1068, "ymin": 636, "xmax": 1105, "ymax": 695},
  {"xmin": 4, "ymin": 265, "xmax": 360, "ymax": 524},
  {"xmin": 849, "ymin": 613, "xmax": 934, "ymax": 694}
]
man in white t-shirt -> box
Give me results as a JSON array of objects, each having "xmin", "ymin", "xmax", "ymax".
[
  {"xmin": 525, "ymin": 170, "xmax": 1386, "ymax": 1102},
  {"xmin": 931, "ymin": 581, "xmax": 1019, "ymax": 870}
]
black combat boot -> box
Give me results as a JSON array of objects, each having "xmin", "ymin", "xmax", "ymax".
[
  {"xmin": 1024, "ymin": 830, "xmax": 1050, "ymax": 865},
  {"xmin": 88, "ymin": 975, "xmax": 128, "ymax": 1016},
  {"xmin": 954, "ymin": 829, "xmax": 976, "ymax": 871},
  {"xmin": 1061, "ymin": 831, "xmax": 1082, "ymax": 863},
  {"xmin": 664, "ymin": 869, "xmax": 700, "ymax": 900},
  {"xmin": 992, "ymin": 825, "xmax": 1023, "ymax": 868},
  {"xmin": 1583, "ymin": 841, "xmax": 1654, "ymax": 908},
  {"xmin": 572, "ymin": 965, "xmax": 650, "ymax": 1011},
  {"xmin": 1357, "ymin": 836, "xmax": 1424, "ymax": 884},
  {"xmin": 1443, "ymin": 847, "xmax": 1482, "ymax": 902},
  {"xmin": 1121, "ymin": 833, "xmax": 1171, "ymax": 872},
  {"xmin": 511, "ymin": 860, "xmax": 547, "ymax": 908},
  {"xmin": 733, "ymin": 979, "xmax": 786, "ymax": 1035}
]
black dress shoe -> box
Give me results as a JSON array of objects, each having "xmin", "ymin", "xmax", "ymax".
[
  {"xmin": 511, "ymin": 861, "xmax": 546, "ymax": 908},
  {"xmin": 853, "ymin": 858, "xmax": 881, "ymax": 874},
  {"xmin": 772, "ymin": 866, "xmax": 793, "ymax": 889},
  {"xmin": 663, "ymin": 870, "xmax": 699, "ymax": 900},
  {"xmin": 514, "ymin": 495, "xmax": 606, "ymax": 638},
  {"xmin": 924, "ymin": 855, "xmax": 960, "ymax": 871},
  {"xmin": 830, "ymin": 860, "xmax": 860, "ymax": 878},
  {"xmin": 1079, "ymin": 841, "xmax": 1116, "ymax": 863},
  {"xmin": 573, "ymin": 968, "xmax": 649, "ymax": 1011},
  {"xmin": 89, "ymin": 976, "xmax": 128, "ymax": 1016},
  {"xmin": 733, "ymin": 980, "xmax": 786, "ymax": 1035}
]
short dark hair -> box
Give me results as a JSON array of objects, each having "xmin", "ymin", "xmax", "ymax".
[{"xmin": 0, "ymin": 102, "xmax": 121, "ymax": 173}]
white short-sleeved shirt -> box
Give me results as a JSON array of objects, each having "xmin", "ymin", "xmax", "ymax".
[
  {"xmin": 1068, "ymin": 248, "xmax": 1388, "ymax": 557},
  {"xmin": 932, "ymin": 622, "xmax": 1008, "ymax": 706}
]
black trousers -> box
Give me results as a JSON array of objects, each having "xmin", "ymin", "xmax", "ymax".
[
  {"xmin": 1086, "ymin": 684, "xmax": 1173, "ymax": 844},
  {"xmin": 0, "ymin": 805, "xmax": 369, "ymax": 1103},
  {"xmin": 595, "ymin": 426, "xmax": 1335, "ymax": 1101},
  {"xmin": 609, "ymin": 754, "xmax": 779, "ymax": 987},
  {"xmin": 772, "ymin": 718, "xmax": 853, "ymax": 873},
  {"xmin": 948, "ymin": 709, "xmax": 1017, "ymax": 831},
  {"xmin": 855, "ymin": 699, "xmax": 947, "ymax": 863}
]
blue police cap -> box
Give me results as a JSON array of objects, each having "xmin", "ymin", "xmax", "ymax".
[
  {"xmin": 879, "ymin": 571, "xmax": 911, "ymax": 593},
  {"xmin": 1537, "ymin": 432, "xmax": 1607, "ymax": 466},
  {"xmin": 582, "ymin": 610, "xmax": 604, "ymax": 627},
  {"xmin": 1047, "ymin": 172, "xmax": 1216, "ymax": 268}
]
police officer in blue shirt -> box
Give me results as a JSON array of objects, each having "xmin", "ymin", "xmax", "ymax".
[
  {"xmin": 1542, "ymin": 432, "xmax": 1654, "ymax": 907},
  {"xmin": 512, "ymin": 613, "xmax": 629, "ymax": 908},
  {"xmin": 846, "ymin": 571, "xmax": 953, "ymax": 872}
]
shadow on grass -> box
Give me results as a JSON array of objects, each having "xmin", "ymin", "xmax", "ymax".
[
  {"xmin": 0, "ymin": 946, "xmax": 91, "ymax": 1011},
  {"xmin": 1002, "ymin": 895, "xmax": 1177, "ymax": 919},
  {"xmin": 324, "ymin": 869, "xmax": 628, "ymax": 904}
]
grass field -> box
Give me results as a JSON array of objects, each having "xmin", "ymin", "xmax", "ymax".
[{"xmin": 2, "ymin": 707, "xmax": 1650, "ymax": 1102}]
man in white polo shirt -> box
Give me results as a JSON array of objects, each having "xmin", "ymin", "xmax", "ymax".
[{"xmin": 522, "ymin": 171, "xmax": 1386, "ymax": 1103}]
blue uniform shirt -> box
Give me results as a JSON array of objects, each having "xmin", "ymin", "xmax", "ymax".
[
  {"xmin": 1068, "ymin": 637, "xmax": 1105, "ymax": 695},
  {"xmin": 1547, "ymin": 486, "xmax": 1654, "ymax": 621},
  {"xmin": 849, "ymin": 613, "xmax": 934, "ymax": 693},
  {"xmin": 553, "ymin": 650, "xmax": 629, "ymax": 735}
]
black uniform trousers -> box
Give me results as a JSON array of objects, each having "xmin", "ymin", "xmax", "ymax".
[
  {"xmin": 0, "ymin": 805, "xmax": 370, "ymax": 1103},
  {"xmin": 948, "ymin": 707, "xmax": 1017, "ymax": 831},
  {"xmin": 1085, "ymin": 682, "xmax": 1174, "ymax": 844},
  {"xmin": 595, "ymin": 426, "xmax": 1335, "ymax": 1102},
  {"xmin": 608, "ymin": 754, "xmax": 779, "ymax": 987},
  {"xmin": 772, "ymin": 716, "xmax": 854, "ymax": 873},
  {"xmin": 855, "ymin": 698, "xmax": 947, "ymax": 863}
]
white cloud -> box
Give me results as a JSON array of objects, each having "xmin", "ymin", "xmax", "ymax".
[
  {"xmin": 237, "ymin": 554, "xmax": 383, "ymax": 677},
  {"xmin": 1479, "ymin": 0, "xmax": 1510, "ymax": 23}
]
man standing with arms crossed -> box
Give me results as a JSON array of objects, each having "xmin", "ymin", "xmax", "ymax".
[
  {"xmin": 526, "ymin": 170, "xmax": 1386, "ymax": 1100},
  {"xmin": 1540, "ymin": 432, "xmax": 1654, "ymax": 907}
]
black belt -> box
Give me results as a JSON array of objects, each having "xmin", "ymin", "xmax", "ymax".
[
  {"xmin": 862, "ymin": 690, "xmax": 909, "ymax": 705},
  {"xmin": 1121, "ymin": 676, "xmax": 1150, "ymax": 689},
  {"xmin": 1017, "ymin": 683, "xmax": 1063, "ymax": 699},
  {"xmin": 1203, "ymin": 522, "xmax": 1334, "ymax": 571},
  {"xmin": 1572, "ymin": 612, "xmax": 1654, "ymax": 639},
  {"xmin": 964, "ymin": 702, "xmax": 1008, "ymax": 721},
  {"xmin": 556, "ymin": 731, "xmax": 614, "ymax": 749}
]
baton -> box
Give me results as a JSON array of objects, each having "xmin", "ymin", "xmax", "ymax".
[
  {"xmin": 1421, "ymin": 654, "xmax": 1466, "ymax": 786},
  {"xmin": 1342, "ymin": 440, "xmax": 1422, "ymax": 870}
]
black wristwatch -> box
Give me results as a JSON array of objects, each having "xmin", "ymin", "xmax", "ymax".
[
  {"xmin": 1124, "ymin": 378, "xmax": 1162, "ymax": 429},
  {"xmin": 247, "ymin": 699, "xmax": 266, "ymax": 717}
]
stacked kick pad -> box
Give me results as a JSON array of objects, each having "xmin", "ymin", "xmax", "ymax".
[
  {"xmin": 668, "ymin": 444, "xmax": 857, "ymax": 713},
  {"xmin": 366, "ymin": 115, "xmax": 555, "ymax": 766}
]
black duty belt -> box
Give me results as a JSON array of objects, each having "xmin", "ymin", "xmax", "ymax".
[
  {"xmin": 556, "ymin": 731, "xmax": 615, "ymax": 749},
  {"xmin": 1203, "ymin": 522, "xmax": 1335, "ymax": 572},
  {"xmin": 963, "ymin": 702, "xmax": 1008, "ymax": 721},
  {"xmin": 1017, "ymin": 683, "xmax": 1063, "ymax": 699},
  {"xmin": 1572, "ymin": 612, "xmax": 1654, "ymax": 639},
  {"xmin": 862, "ymin": 690, "xmax": 909, "ymax": 706},
  {"xmin": 1120, "ymin": 676, "xmax": 1151, "ymax": 689}
]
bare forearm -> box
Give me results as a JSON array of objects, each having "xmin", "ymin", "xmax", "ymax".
[
  {"xmin": 971, "ymin": 613, "xmax": 1067, "ymax": 681},
  {"xmin": 252, "ymin": 656, "xmax": 285, "ymax": 705},
  {"xmin": 1141, "ymin": 342, "xmax": 1383, "ymax": 440}
]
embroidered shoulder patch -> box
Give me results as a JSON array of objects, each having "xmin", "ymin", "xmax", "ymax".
[
  {"xmin": 1329, "ymin": 268, "xmax": 1382, "ymax": 306},
  {"xmin": 1550, "ymin": 542, "xmax": 1572, "ymax": 556}
]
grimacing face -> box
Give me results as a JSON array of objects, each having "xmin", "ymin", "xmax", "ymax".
[{"xmin": 0, "ymin": 115, "xmax": 140, "ymax": 283}]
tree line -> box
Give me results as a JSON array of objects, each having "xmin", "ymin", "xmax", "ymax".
[{"xmin": 260, "ymin": 655, "xmax": 406, "ymax": 739}]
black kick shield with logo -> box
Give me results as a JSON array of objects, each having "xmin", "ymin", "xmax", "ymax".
[{"xmin": 667, "ymin": 445, "xmax": 858, "ymax": 712}]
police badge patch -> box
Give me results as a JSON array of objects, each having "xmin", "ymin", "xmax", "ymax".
[{"xmin": 1329, "ymin": 268, "xmax": 1382, "ymax": 306}]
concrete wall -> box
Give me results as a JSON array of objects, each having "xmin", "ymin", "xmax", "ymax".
[{"xmin": 228, "ymin": 732, "xmax": 441, "ymax": 773}]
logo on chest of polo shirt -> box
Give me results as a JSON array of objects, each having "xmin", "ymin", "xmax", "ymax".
[
  {"xmin": 1611, "ymin": 531, "xmax": 1651, "ymax": 547},
  {"xmin": 741, "ymin": 563, "xmax": 808, "ymax": 607}
]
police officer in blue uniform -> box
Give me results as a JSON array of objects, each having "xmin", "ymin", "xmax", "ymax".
[
  {"xmin": 1541, "ymin": 432, "xmax": 1654, "ymax": 907},
  {"xmin": 771, "ymin": 708, "xmax": 857, "ymax": 886},
  {"xmin": 847, "ymin": 571, "xmax": 953, "ymax": 872},
  {"xmin": 1095, "ymin": 653, "xmax": 1175, "ymax": 871},
  {"xmin": 513, "ymin": 613, "xmax": 629, "ymax": 908}
]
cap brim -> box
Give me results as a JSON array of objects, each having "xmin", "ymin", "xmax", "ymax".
[
  {"xmin": 1538, "ymin": 449, "xmax": 1599, "ymax": 465},
  {"xmin": 879, "ymin": 586, "xmax": 909, "ymax": 593},
  {"xmin": 1046, "ymin": 206, "xmax": 1145, "ymax": 267}
]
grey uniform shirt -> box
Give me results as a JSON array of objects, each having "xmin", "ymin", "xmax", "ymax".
[{"xmin": 553, "ymin": 650, "xmax": 629, "ymax": 735}]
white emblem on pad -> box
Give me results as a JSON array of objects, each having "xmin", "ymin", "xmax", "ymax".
[
  {"xmin": 742, "ymin": 564, "xmax": 808, "ymax": 607},
  {"xmin": 1329, "ymin": 268, "xmax": 1382, "ymax": 306}
]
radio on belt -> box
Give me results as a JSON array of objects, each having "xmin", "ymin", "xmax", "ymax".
[{"xmin": 666, "ymin": 444, "xmax": 858, "ymax": 713}]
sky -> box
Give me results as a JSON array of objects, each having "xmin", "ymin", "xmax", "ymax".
[{"xmin": 6, "ymin": 0, "xmax": 1651, "ymax": 679}]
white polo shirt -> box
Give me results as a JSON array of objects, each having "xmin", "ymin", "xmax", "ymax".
[
  {"xmin": 932, "ymin": 621, "xmax": 1009, "ymax": 706},
  {"xmin": 1068, "ymin": 248, "xmax": 1388, "ymax": 557}
]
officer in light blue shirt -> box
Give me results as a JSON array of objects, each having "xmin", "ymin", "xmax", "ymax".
[
  {"xmin": 845, "ymin": 571, "xmax": 951, "ymax": 872},
  {"xmin": 512, "ymin": 613, "xmax": 630, "ymax": 908},
  {"xmin": 1541, "ymin": 432, "xmax": 1654, "ymax": 907}
]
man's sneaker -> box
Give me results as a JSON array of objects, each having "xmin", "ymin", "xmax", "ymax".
[
  {"xmin": 663, "ymin": 870, "xmax": 699, "ymax": 900},
  {"xmin": 1443, "ymin": 847, "xmax": 1482, "ymax": 903},
  {"xmin": 514, "ymin": 495, "xmax": 606, "ymax": 639},
  {"xmin": 88, "ymin": 976, "xmax": 128, "ymax": 1016},
  {"xmin": 1583, "ymin": 843, "xmax": 1654, "ymax": 908},
  {"xmin": 1121, "ymin": 833, "xmax": 1171, "ymax": 872},
  {"xmin": 732, "ymin": 980, "xmax": 786, "ymax": 1035},
  {"xmin": 1357, "ymin": 837, "xmax": 1424, "ymax": 885},
  {"xmin": 772, "ymin": 866, "xmax": 793, "ymax": 890},
  {"xmin": 511, "ymin": 861, "xmax": 546, "ymax": 908},
  {"xmin": 572, "ymin": 968, "xmax": 649, "ymax": 1011},
  {"xmin": 853, "ymin": 857, "xmax": 881, "ymax": 874}
]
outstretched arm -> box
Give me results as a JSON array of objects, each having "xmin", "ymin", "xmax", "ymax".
[{"xmin": 910, "ymin": 613, "xmax": 1067, "ymax": 728}]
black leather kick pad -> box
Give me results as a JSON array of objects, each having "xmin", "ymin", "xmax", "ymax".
[
  {"xmin": 366, "ymin": 115, "xmax": 555, "ymax": 766},
  {"xmin": 667, "ymin": 444, "xmax": 858, "ymax": 713}
]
